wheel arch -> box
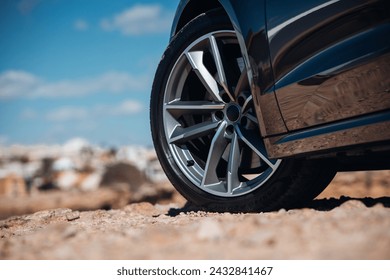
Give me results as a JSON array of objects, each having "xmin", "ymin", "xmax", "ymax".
[{"xmin": 170, "ymin": 0, "xmax": 226, "ymax": 39}]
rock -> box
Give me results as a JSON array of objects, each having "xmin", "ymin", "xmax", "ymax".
[
  {"xmin": 66, "ymin": 211, "xmax": 80, "ymax": 221},
  {"xmin": 196, "ymin": 218, "xmax": 223, "ymax": 241},
  {"xmin": 80, "ymin": 172, "xmax": 101, "ymax": 191},
  {"xmin": 0, "ymin": 174, "xmax": 27, "ymax": 198},
  {"xmin": 55, "ymin": 170, "xmax": 78, "ymax": 190},
  {"xmin": 52, "ymin": 157, "xmax": 75, "ymax": 171},
  {"xmin": 339, "ymin": 199, "xmax": 367, "ymax": 209},
  {"xmin": 123, "ymin": 202, "xmax": 161, "ymax": 217},
  {"xmin": 100, "ymin": 162, "xmax": 147, "ymax": 191},
  {"xmin": 29, "ymin": 208, "xmax": 72, "ymax": 221}
]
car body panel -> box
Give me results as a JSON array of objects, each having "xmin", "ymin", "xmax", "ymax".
[
  {"xmin": 169, "ymin": 0, "xmax": 390, "ymax": 160},
  {"xmin": 266, "ymin": 0, "xmax": 390, "ymax": 131}
]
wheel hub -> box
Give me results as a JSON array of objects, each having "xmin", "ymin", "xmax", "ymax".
[{"xmin": 225, "ymin": 103, "xmax": 241, "ymax": 123}]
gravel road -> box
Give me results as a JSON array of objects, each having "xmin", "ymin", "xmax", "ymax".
[{"xmin": 0, "ymin": 171, "xmax": 389, "ymax": 259}]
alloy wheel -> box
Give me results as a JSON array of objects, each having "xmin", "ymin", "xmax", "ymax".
[{"xmin": 162, "ymin": 30, "xmax": 281, "ymax": 197}]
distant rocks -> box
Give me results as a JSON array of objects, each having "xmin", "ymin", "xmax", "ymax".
[
  {"xmin": 0, "ymin": 174, "xmax": 27, "ymax": 197},
  {"xmin": 100, "ymin": 162, "xmax": 147, "ymax": 191},
  {"xmin": 0, "ymin": 139, "xmax": 174, "ymax": 219},
  {"xmin": 0, "ymin": 138, "xmax": 167, "ymax": 195}
]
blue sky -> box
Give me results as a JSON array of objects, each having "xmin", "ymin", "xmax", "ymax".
[{"xmin": 0, "ymin": 0, "xmax": 179, "ymax": 147}]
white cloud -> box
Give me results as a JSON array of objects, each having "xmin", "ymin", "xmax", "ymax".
[
  {"xmin": 94, "ymin": 100, "xmax": 144, "ymax": 116},
  {"xmin": 46, "ymin": 107, "xmax": 89, "ymax": 122},
  {"xmin": 46, "ymin": 100, "xmax": 144, "ymax": 122},
  {"xmin": 74, "ymin": 19, "xmax": 89, "ymax": 31},
  {"xmin": 115, "ymin": 100, "xmax": 143, "ymax": 115},
  {"xmin": 0, "ymin": 70, "xmax": 42, "ymax": 99},
  {"xmin": 101, "ymin": 4, "xmax": 173, "ymax": 35},
  {"xmin": 0, "ymin": 70, "xmax": 149, "ymax": 99}
]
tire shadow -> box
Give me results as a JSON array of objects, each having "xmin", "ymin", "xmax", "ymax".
[
  {"xmin": 167, "ymin": 196, "xmax": 390, "ymax": 216},
  {"xmin": 306, "ymin": 196, "xmax": 390, "ymax": 211},
  {"xmin": 167, "ymin": 202, "xmax": 205, "ymax": 217}
]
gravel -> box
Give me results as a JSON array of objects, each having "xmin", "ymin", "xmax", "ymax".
[{"xmin": 0, "ymin": 171, "xmax": 389, "ymax": 259}]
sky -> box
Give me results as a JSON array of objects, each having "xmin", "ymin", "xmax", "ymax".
[{"xmin": 0, "ymin": 0, "xmax": 180, "ymax": 147}]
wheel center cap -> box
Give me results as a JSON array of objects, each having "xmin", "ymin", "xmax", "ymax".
[{"xmin": 226, "ymin": 104, "xmax": 240, "ymax": 122}]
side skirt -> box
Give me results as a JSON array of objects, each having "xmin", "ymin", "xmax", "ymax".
[{"xmin": 264, "ymin": 111, "xmax": 390, "ymax": 159}]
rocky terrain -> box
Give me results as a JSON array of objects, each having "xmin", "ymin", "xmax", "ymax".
[{"xmin": 0, "ymin": 142, "xmax": 389, "ymax": 259}]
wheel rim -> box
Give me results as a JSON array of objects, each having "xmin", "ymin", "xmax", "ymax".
[{"xmin": 163, "ymin": 30, "xmax": 281, "ymax": 197}]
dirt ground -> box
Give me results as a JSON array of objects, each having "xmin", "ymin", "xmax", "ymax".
[{"xmin": 0, "ymin": 171, "xmax": 389, "ymax": 259}]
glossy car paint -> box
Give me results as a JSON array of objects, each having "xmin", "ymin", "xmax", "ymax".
[
  {"xmin": 267, "ymin": 0, "xmax": 390, "ymax": 129},
  {"xmin": 266, "ymin": 0, "xmax": 390, "ymax": 158},
  {"xmin": 169, "ymin": 0, "xmax": 390, "ymax": 161}
]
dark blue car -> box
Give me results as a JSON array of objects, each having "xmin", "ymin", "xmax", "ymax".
[{"xmin": 150, "ymin": 0, "xmax": 390, "ymax": 212}]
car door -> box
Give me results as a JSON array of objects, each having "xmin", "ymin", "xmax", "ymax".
[{"xmin": 266, "ymin": 0, "xmax": 390, "ymax": 131}]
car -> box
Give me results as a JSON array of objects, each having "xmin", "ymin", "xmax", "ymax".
[{"xmin": 150, "ymin": 0, "xmax": 390, "ymax": 212}]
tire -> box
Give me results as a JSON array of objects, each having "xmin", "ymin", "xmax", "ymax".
[{"xmin": 150, "ymin": 11, "xmax": 336, "ymax": 212}]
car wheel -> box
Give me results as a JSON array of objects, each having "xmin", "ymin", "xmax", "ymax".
[{"xmin": 150, "ymin": 10, "xmax": 336, "ymax": 212}]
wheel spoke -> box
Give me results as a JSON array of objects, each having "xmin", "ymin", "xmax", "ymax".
[
  {"xmin": 236, "ymin": 126, "xmax": 278, "ymax": 170},
  {"xmin": 244, "ymin": 112, "xmax": 259, "ymax": 125},
  {"xmin": 169, "ymin": 120, "xmax": 220, "ymax": 145},
  {"xmin": 185, "ymin": 51, "xmax": 222, "ymax": 102},
  {"xmin": 227, "ymin": 131, "xmax": 241, "ymax": 194},
  {"xmin": 209, "ymin": 35, "xmax": 234, "ymax": 101},
  {"xmin": 234, "ymin": 68, "xmax": 249, "ymax": 98},
  {"xmin": 202, "ymin": 122, "xmax": 228, "ymax": 187},
  {"xmin": 241, "ymin": 95, "xmax": 253, "ymax": 112},
  {"xmin": 165, "ymin": 100, "xmax": 225, "ymax": 118}
]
